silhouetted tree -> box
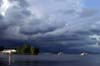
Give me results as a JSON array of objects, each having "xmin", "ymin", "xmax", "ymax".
[
  {"xmin": 17, "ymin": 44, "xmax": 40, "ymax": 55},
  {"xmin": 31, "ymin": 47, "xmax": 40, "ymax": 55}
]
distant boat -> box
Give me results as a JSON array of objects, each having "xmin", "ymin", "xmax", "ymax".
[
  {"xmin": 57, "ymin": 52, "xmax": 64, "ymax": 55},
  {"xmin": 80, "ymin": 52, "xmax": 88, "ymax": 56}
]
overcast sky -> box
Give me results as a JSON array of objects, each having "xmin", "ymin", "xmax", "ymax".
[{"xmin": 0, "ymin": 0, "xmax": 100, "ymax": 53}]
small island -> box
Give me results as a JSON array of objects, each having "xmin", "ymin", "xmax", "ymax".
[{"xmin": 0, "ymin": 44, "xmax": 40, "ymax": 55}]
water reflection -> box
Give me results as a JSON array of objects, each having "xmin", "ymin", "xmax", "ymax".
[
  {"xmin": 12, "ymin": 61, "xmax": 80, "ymax": 66},
  {"xmin": 1, "ymin": 55, "xmax": 100, "ymax": 66},
  {"xmin": 0, "ymin": 59, "xmax": 9, "ymax": 66}
]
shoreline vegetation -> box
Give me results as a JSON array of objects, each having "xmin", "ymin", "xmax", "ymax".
[
  {"xmin": 0, "ymin": 44, "xmax": 99, "ymax": 55},
  {"xmin": 0, "ymin": 44, "xmax": 40, "ymax": 55}
]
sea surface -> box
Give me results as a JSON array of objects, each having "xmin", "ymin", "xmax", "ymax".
[{"xmin": 0, "ymin": 54, "xmax": 100, "ymax": 66}]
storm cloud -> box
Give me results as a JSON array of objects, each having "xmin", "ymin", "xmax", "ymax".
[{"xmin": 0, "ymin": 0, "xmax": 100, "ymax": 53}]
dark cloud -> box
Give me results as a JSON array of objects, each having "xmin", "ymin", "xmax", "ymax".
[{"xmin": 0, "ymin": 0, "xmax": 100, "ymax": 53}]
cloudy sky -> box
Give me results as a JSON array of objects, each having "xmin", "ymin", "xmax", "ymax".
[{"xmin": 0, "ymin": 0, "xmax": 100, "ymax": 53}]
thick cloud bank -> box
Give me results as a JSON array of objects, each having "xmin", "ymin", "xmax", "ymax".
[{"xmin": 0, "ymin": 0, "xmax": 100, "ymax": 53}]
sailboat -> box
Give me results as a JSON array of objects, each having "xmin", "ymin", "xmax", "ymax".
[
  {"xmin": 57, "ymin": 52, "xmax": 64, "ymax": 55},
  {"xmin": 80, "ymin": 52, "xmax": 88, "ymax": 56}
]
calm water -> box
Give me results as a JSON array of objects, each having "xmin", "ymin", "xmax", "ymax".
[{"xmin": 1, "ymin": 55, "xmax": 100, "ymax": 66}]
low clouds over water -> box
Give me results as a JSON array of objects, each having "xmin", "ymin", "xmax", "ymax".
[{"xmin": 0, "ymin": 0, "xmax": 100, "ymax": 53}]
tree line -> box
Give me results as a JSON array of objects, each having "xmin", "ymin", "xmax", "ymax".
[{"xmin": 0, "ymin": 44, "xmax": 40, "ymax": 55}]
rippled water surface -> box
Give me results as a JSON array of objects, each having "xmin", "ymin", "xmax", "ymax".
[{"xmin": 0, "ymin": 55, "xmax": 100, "ymax": 66}]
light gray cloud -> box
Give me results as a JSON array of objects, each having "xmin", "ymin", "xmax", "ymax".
[{"xmin": 0, "ymin": 0, "xmax": 83, "ymax": 39}]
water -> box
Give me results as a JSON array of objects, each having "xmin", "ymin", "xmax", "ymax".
[{"xmin": 0, "ymin": 54, "xmax": 100, "ymax": 66}]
